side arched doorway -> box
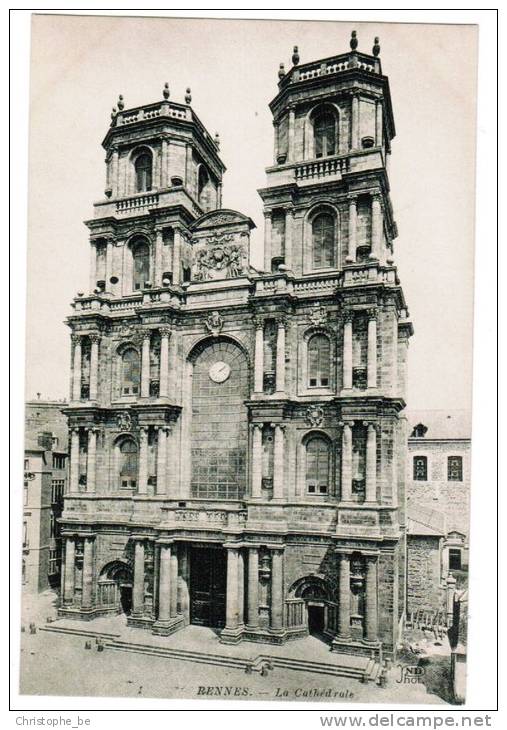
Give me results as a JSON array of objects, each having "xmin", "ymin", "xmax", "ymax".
[
  {"xmin": 97, "ymin": 561, "xmax": 133, "ymax": 615},
  {"xmin": 290, "ymin": 576, "xmax": 334, "ymax": 638}
]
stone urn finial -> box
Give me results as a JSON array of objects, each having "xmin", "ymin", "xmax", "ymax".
[
  {"xmin": 292, "ymin": 45, "xmax": 300, "ymax": 66},
  {"xmin": 185, "ymin": 87, "xmax": 192, "ymax": 104},
  {"xmin": 163, "ymin": 82, "xmax": 170, "ymax": 100},
  {"xmin": 117, "ymin": 94, "xmax": 124, "ymax": 111},
  {"xmin": 350, "ymin": 30, "xmax": 358, "ymax": 51},
  {"xmin": 373, "ymin": 37, "xmax": 380, "ymax": 57},
  {"xmin": 214, "ymin": 132, "xmax": 220, "ymax": 151},
  {"xmin": 111, "ymin": 106, "xmax": 117, "ymax": 121},
  {"xmin": 278, "ymin": 63, "xmax": 285, "ymax": 80}
]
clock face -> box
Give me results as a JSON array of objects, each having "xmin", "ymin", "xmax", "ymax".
[{"xmin": 209, "ymin": 360, "xmax": 231, "ymax": 383}]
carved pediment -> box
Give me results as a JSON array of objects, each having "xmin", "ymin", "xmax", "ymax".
[{"xmin": 191, "ymin": 208, "xmax": 255, "ymax": 231}]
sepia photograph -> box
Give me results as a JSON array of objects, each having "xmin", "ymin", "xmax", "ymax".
[{"xmin": 15, "ymin": 11, "xmax": 485, "ymax": 710}]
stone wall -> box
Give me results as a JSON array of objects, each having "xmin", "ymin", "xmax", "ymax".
[{"xmin": 406, "ymin": 534, "xmax": 444, "ymax": 613}]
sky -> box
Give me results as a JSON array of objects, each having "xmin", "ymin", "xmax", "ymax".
[{"xmin": 25, "ymin": 15, "xmax": 477, "ymax": 410}]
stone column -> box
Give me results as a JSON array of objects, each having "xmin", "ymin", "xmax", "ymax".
[
  {"xmin": 365, "ymin": 555, "xmax": 378, "ymax": 642},
  {"xmin": 89, "ymin": 333, "xmax": 100, "ymax": 401},
  {"xmin": 110, "ymin": 146, "xmax": 119, "ymax": 196},
  {"xmin": 340, "ymin": 422, "xmax": 353, "ymax": 502},
  {"xmin": 132, "ymin": 540, "xmax": 145, "ymax": 615},
  {"xmin": 365, "ymin": 423, "xmax": 377, "ymax": 502},
  {"xmin": 63, "ymin": 537, "xmax": 75, "ymax": 604},
  {"xmin": 154, "ymin": 229, "xmax": 163, "ymax": 287},
  {"xmin": 347, "ymin": 197, "xmax": 357, "ymax": 263},
  {"xmin": 89, "ymin": 242, "xmax": 97, "ymax": 294},
  {"xmin": 159, "ymin": 327, "xmax": 171, "ymax": 398},
  {"xmin": 375, "ymin": 101, "xmax": 383, "ymax": 147},
  {"xmin": 273, "ymin": 120, "xmax": 279, "ymax": 164},
  {"xmin": 275, "ymin": 317, "xmax": 286, "ymax": 394},
  {"xmin": 141, "ymin": 331, "xmax": 151, "ymax": 398},
  {"xmin": 86, "ymin": 428, "xmax": 97, "ymax": 493},
  {"xmin": 337, "ymin": 552, "xmax": 351, "ymax": 639},
  {"xmin": 72, "ymin": 335, "xmax": 82, "ymax": 401},
  {"xmin": 343, "ymin": 313, "xmax": 353, "ymax": 390},
  {"xmin": 172, "ymin": 229, "xmax": 182, "ymax": 285},
  {"xmin": 270, "ymin": 548, "xmax": 284, "ymax": 631},
  {"xmin": 237, "ymin": 550, "xmax": 245, "ymax": 626},
  {"xmin": 247, "ymin": 547, "xmax": 259, "ymax": 629},
  {"xmin": 170, "ymin": 547, "xmax": 178, "ymax": 618},
  {"xmin": 367, "ymin": 309, "xmax": 378, "ymax": 389},
  {"xmin": 287, "ymin": 106, "xmax": 296, "ymax": 162},
  {"xmin": 253, "ymin": 318, "xmax": 264, "ymax": 393},
  {"xmin": 157, "ymin": 544, "xmax": 172, "ymax": 623},
  {"xmin": 251, "ymin": 424, "xmax": 263, "ymax": 499},
  {"xmin": 370, "ymin": 195, "xmax": 382, "ymax": 261},
  {"xmin": 351, "ymin": 94, "xmax": 360, "ymax": 150},
  {"xmin": 138, "ymin": 426, "xmax": 148, "ymax": 495},
  {"xmin": 81, "ymin": 537, "xmax": 94, "ymax": 609},
  {"xmin": 69, "ymin": 428, "xmax": 80, "ymax": 494},
  {"xmin": 105, "ymin": 239, "xmax": 113, "ymax": 290},
  {"xmin": 225, "ymin": 547, "xmax": 239, "ymax": 630},
  {"xmin": 296, "ymin": 439, "xmax": 306, "ymax": 497},
  {"xmin": 285, "ymin": 208, "xmax": 293, "ymax": 269},
  {"xmin": 391, "ymin": 312, "xmax": 398, "ymax": 397},
  {"xmin": 156, "ymin": 427, "xmax": 167, "ymax": 496},
  {"xmin": 263, "ymin": 212, "xmax": 272, "ymax": 272},
  {"xmin": 161, "ymin": 138, "xmax": 168, "ymax": 188},
  {"xmin": 121, "ymin": 241, "xmax": 130, "ymax": 296},
  {"xmin": 273, "ymin": 424, "xmax": 285, "ymax": 500}
]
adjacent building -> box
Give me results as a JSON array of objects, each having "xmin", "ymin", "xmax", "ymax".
[
  {"xmin": 59, "ymin": 33, "xmax": 413, "ymax": 660},
  {"xmin": 23, "ymin": 398, "xmax": 68, "ymax": 592},
  {"xmin": 406, "ymin": 410, "xmax": 471, "ymax": 612}
]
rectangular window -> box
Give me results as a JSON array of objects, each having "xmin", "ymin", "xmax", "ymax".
[
  {"xmin": 413, "ymin": 455, "xmax": 428, "ymax": 481},
  {"xmin": 48, "ymin": 549, "xmax": 58, "ymax": 575},
  {"xmin": 51, "ymin": 479, "xmax": 65, "ymax": 502},
  {"xmin": 448, "ymin": 456, "xmax": 463, "ymax": 481},
  {"xmin": 449, "ymin": 549, "xmax": 462, "ymax": 571},
  {"xmin": 24, "ymin": 458, "xmax": 29, "ymax": 471}
]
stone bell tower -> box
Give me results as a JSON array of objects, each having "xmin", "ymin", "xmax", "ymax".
[
  {"xmin": 259, "ymin": 32, "xmax": 396, "ymax": 277},
  {"xmin": 251, "ymin": 31, "xmax": 413, "ymax": 657},
  {"xmin": 87, "ymin": 84, "xmax": 225, "ymax": 295}
]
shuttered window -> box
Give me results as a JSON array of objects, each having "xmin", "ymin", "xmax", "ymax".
[
  {"xmin": 306, "ymin": 437, "xmax": 330, "ymax": 494},
  {"xmin": 312, "ymin": 213, "xmax": 335, "ymax": 268},
  {"xmin": 308, "ymin": 334, "xmax": 331, "ymax": 388}
]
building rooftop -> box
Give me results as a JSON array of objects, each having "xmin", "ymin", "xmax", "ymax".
[
  {"xmin": 407, "ymin": 410, "xmax": 471, "ymax": 441},
  {"xmin": 407, "ymin": 503, "xmax": 446, "ymax": 536}
]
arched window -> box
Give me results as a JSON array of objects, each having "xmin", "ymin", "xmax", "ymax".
[
  {"xmin": 132, "ymin": 241, "xmax": 150, "ymax": 290},
  {"xmin": 314, "ymin": 110, "xmax": 336, "ymax": 158},
  {"xmin": 308, "ymin": 334, "xmax": 331, "ymax": 388},
  {"xmin": 312, "ymin": 212, "xmax": 335, "ymax": 268},
  {"xmin": 306, "ymin": 436, "xmax": 330, "ymax": 495},
  {"xmin": 121, "ymin": 347, "xmax": 140, "ymax": 396},
  {"xmin": 135, "ymin": 152, "xmax": 152, "ymax": 192},
  {"xmin": 119, "ymin": 439, "xmax": 138, "ymax": 490}
]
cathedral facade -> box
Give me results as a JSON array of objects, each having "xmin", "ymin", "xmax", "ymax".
[{"xmin": 60, "ymin": 34, "xmax": 413, "ymax": 659}]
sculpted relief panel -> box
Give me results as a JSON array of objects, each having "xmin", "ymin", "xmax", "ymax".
[{"xmin": 192, "ymin": 231, "xmax": 249, "ymax": 281}]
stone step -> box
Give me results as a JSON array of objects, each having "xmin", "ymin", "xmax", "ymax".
[
  {"xmin": 107, "ymin": 639, "xmax": 379, "ymax": 682},
  {"xmin": 40, "ymin": 625, "xmax": 120, "ymax": 640},
  {"xmin": 41, "ymin": 624, "xmax": 382, "ymax": 683}
]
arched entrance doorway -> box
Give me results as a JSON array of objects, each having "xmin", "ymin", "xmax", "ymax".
[
  {"xmin": 290, "ymin": 576, "xmax": 333, "ymax": 638},
  {"xmin": 97, "ymin": 561, "xmax": 133, "ymax": 615}
]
